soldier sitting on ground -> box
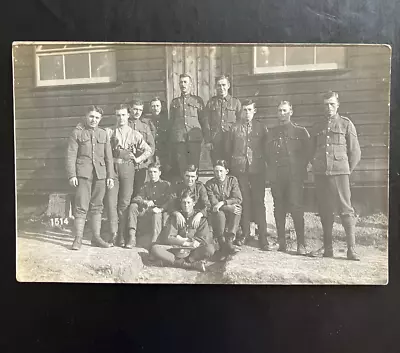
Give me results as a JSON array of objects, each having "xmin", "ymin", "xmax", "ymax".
[
  {"xmin": 127, "ymin": 162, "xmax": 171, "ymax": 249},
  {"xmin": 150, "ymin": 190, "xmax": 215, "ymax": 272},
  {"xmin": 205, "ymin": 159, "xmax": 242, "ymax": 260},
  {"xmin": 167, "ymin": 164, "xmax": 211, "ymax": 231}
]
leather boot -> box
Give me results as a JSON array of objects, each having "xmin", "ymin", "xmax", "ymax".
[
  {"xmin": 259, "ymin": 232, "xmax": 273, "ymax": 251},
  {"xmin": 224, "ymin": 232, "xmax": 239, "ymax": 255},
  {"xmin": 292, "ymin": 213, "xmax": 306, "ymax": 255},
  {"xmin": 233, "ymin": 227, "xmax": 247, "ymax": 246},
  {"xmin": 342, "ymin": 215, "xmax": 360, "ymax": 261},
  {"xmin": 71, "ymin": 218, "xmax": 86, "ymax": 250},
  {"xmin": 91, "ymin": 214, "xmax": 112, "ymax": 248},
  {"xmin": 322, "ymin": 216, "xmax": 334, "ymax": 257},
  {"xmin": 174, "ymin": 258, "xmax": 205, "ymax": 272},
  {"xmin": 124, "ymin": 228, "xmax": 136, "ymax": 249}
]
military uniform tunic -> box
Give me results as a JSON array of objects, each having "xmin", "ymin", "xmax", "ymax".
[
  {"xmin": 265, "ymin": 121, "xmax": 310, "ymax": 244},
  {"xmin": 128, "ymin": 179, "xmax": 171, "ymax": 244},
  {"xmin": 66, "ymin": 124, "xmax": 114, "ymax": 218},
  {"xmin": 205, "ymin": 175, "xmax": 243, "ymax": 238},
  {"xmin": 205, "ymin": 94, "xmax": 241, "ymax": 163},
  {"xmin": 309, "ymin": 114, "xmax": 361, "ymax": 249},
  {"xmin": 128, "ymin": 118, "xmax": 156, "ymax": 196},
  {"xmin": 169, "ymin": 94, "xmax": 207, "ymax": 175},
  {"xmin": 227, "ymin": 119, "xmax": 269, "ymax": 238}
]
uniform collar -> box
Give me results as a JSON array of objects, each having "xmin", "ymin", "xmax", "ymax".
[
  {"xmin": 326, "ymin": 113, "xmax": 339, "ymax": 121},
  {"xmin": 217, "ymin": 94, "xmax": 231, "ymax": 102}
]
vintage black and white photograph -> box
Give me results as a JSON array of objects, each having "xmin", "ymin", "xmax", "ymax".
[{"xmin": 14, "ymin": 42, "xmax": 390, "ymax": 284}]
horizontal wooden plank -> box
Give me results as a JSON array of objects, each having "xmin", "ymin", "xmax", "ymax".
[
  {"xmin": 16, "ymin": 138, "xmax": 68, "ymax": 150},
  {"xmin": 288, "ymin": 113, "xmax": 389, "ymax": 127},
  {"xmin": 16, "ymin": 178, "xmax": 71, "ymax": 192},
  {"xmin": 116, "ymin": 70, "xmax": 165, "ymax": 83},
  {"xmin": 116, "ymin": 58, "xmax": 165, "ymax": 72},
  {"xmin": 232, "ymin": 51, "xmax": 251, "ymax": 65},
  {"xmin": 15, "ymin": 82, "xmax": 165, "ymax": 110},
  {"xmin": 17, "ymin": 147, "xmax": 67, "ymax": 159},
  {"xmin": 359, "ymin": 146, "xmax": 389, "ymax": 159},
  {"xmin": 15, "ymin": 117, "xmax": 82, "ymax": 129},
  {"xmin": 13, "ymin": 65, "xmax": 33, "ymax": 79},
  {"xmin": 117, "ymin": 47, "xmax": 165, "ymax": 61},
  {"xmin": 252, "ymin": 89, "xmax": 388, "ymax": 108},
  {"xmin": 13, "ymin": 45, "xmax": 34, "ymax": 59},
  {"xmin": 14, "ymin": 77, "xmax": 34, "ymax": 89},
  {"xmin": 235, "ymin": 77, "xmax": 389, "ymax": 97},
  {"xmin": 255, "ymin": 101, "xmax": 389, "ymax": 120},
  {"xmin": 355, "ymin": 158, "xmax": 388, "ymax": 171},
  {"xmin": 17, "ymin": 169, "xmax": 67, "ymax": 180},
  {"xmin": 350, "ymin": 170, "xmax": 388, "ymax": 183},
  {"xmin": 347, "ymin": 46, "xmax": 391, "ymax": 57},
  {"xmin": 16, "ymin": 158, "xmax": 65, "ymax": 170}
]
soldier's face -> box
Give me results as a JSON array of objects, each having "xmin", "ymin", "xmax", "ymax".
[
  {"xmin": 214, "ymin": 165, "xmax": 228, "ymax": 182},
  {"xmin": 181, "ymin": 196, "xmax": 195, "ymax": 214},
  {"xmin": 183, "ymin": 171, "xmax": 197, "ymax": 187},
  {"xmin": 242, "ymin": 104, "xmax": 256, "ymax": 122},
  {"xmin": 179, "ymin": 77, "xmax": 192, "ymax": 95},
  {"xmin": 85, "ymin": 110, "xmax": 102, "ymax": 129},
  {"xmin": 324, "ymin": 97, "xmax": 339, "ymax": 117},
  {"xmin": 150, "ymin": 100, "xmax": 162, "ymax": 115},
  {"xmin": 131, "ymin": 105, "xmax": 144, "ymax": 120},
  {"xmin": 216, "ymin": 78, "xmax": 230, "ymax": 97},
  {"xmin": 278, "ymin": 104, "xmax": 292, "ymax": 124},
  {"xmin": 148, "ymin": 167, "xmax": 161, "ymax": 182},
  {"xmin": 116, "ymin": 108, "xmax": 129, "ymax": 126}
]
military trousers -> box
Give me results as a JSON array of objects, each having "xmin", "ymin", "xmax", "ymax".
[
  {"xmin": 106, "ymin": 162, "xmax": 136, "ymax": 233},
  {"xmin": 210, "ymin": 205, "xmax": 241, "ymax": 238},
  {"xmin": 172, "ymin": 141, "xmax": 202, "ymax": 176},
  {"xmin": 150, "ymin": 243, "xmax": 215, "ymax": 265},
  {"xmin": 210, "ymin": 132, "xmax": 229, "ymax": 165},
  {"xmin": 132, "ymin": 168, "xmax": 148, "ymax": 198},
  {"xmin": 74, "ymin": 176, "xmax": 106, "ymax": 219},
  {"xmin": 236, "ymin": 172, "xmax": 267, "ymax": 237},
  {"xmin": 128, "ymin": 203, "xmax": 166, "ymax": 243},
  {"xmin": 315, "ymin": 174, "xmax": 356, "ymax": 230}
]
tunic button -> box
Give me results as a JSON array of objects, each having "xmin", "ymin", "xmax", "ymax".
[
  {"xmin": 326, "ymin": 152, "xmax": 329, "ymax": 154},
  {"xmin": 327, "ymin": 144, "xmax": 329, "ymax": 146}
]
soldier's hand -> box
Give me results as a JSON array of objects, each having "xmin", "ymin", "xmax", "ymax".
[
  {"xmin": 233, "ymin": 204, "xmax": 242, "ymax": 215},
  {"xmin": 146, "ymin": 200, "xmax": 155, "ymax": 208},
  {"xmin": 107, "ymin": 178, "xmax": 114, "ymax": 189},
  {"xmin": 69, "ymin": 177, "xmax": 78, "ymax": 187},
  {"xmin": 191, "ymin": 212, "xmax": 203, "ymax": 229},
  {"xmin": 204, "ymin": 142, "xmax": 213, "ymax": 150},
  {"xmin": 175, "ymin": 212, "xmax": 186, "ymax": 228},
  {"xmin": 152, "ymin": 207, "xmax": 162, "ymax": 214},
  {"xmin": 213, "ymin": 201, "xmax": 225, "ymax": 213},
  {"xmin": 192, "ymin": 240, "xmax": 201, "ymax": 248}
]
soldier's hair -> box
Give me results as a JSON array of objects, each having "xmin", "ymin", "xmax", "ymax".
[
  {"xmin": 87, "ymin": 105, "xmax": 103, "ymax": 116},
  {"xmin": 214, "ymin": 160, "xmax": 229, "ymax": 170},
  {"xmin": 179, "ymin": 73, "xmax": 192, "ymax": 81},
  {"xmin": 131, "ymin": 99, "xmax": 144, "ymax": 107},
  {"xmin": 148, "ymin": 162, "xmax": 161, "ymax": 171},
  {"xmin": 278, "ymin": 101, "xmax": 293, "ymax": 109},
  {"xmin": 215, "ymin": 75, "xmax": 230, "ymax": 84},
  {"xmin": 116, "ymin": 103, "xmax": 130, "ymax": 112},
  {"xmin": 184, "ymin": 164, "xmax": 198, "ymax": 175},
  {"xmin": 241, "ymin": 99, "xmax": 256, "ymax": 108},
  {"xmin": 180, "ymin": 190, "xmax": 196, "ymax": 202},
  {"xmin": 323, "ymin": 91, "xmax": 340, "ymax": 103},
  {"xmin": 150, "ymin": 96, "xmax": 162, "ymax": 105}
]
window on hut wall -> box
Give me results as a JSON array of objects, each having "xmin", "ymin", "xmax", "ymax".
[
  {"xmin": 35, "ymin": 44, "xmax": 117, "ymax": 86},
  {"xmin": 253, "ymin": 46, "xmax": 346, "ymax": 74}
]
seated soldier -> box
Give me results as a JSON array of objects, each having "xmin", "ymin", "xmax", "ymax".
[
  {"xmin": 150, "ymin": 191, "xmax": 215, "ymax": 272},
  {"xmin": 205, "ymin": 160, "xmax": 242, "ymax": 258},
  {"xmin": 168, "ymin": 164, "xmax": 210, "ymax": 230},
  {"xmin": 127, "ymin": 162, "xmax": 171, "ymax": 249}
]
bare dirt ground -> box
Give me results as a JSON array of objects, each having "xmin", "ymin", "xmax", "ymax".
[{"xmin": 17, "ymin": 211, "xmax": 388, "ymax": 285}]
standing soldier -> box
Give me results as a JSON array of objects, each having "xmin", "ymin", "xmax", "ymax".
[
  {"xmin": 128, "ymin": 99, "xmax": 155, "ymax": 196},
  {"xmin": 66, "ymin": 105, "xmax": 114, "ymax": 250},
  {"xmin": 205, "ymin": 75, "xmax": 241, "ymax": 164},
  {"xmin": 309, "ymin": 91, "xmax": 361, "ymax": 261},
  {"xmin": 142, "ymin": 97, "xmax": 171, "ymax": 180},
  {"xmin": 169, "ymin": 74, "xmax": 208, "ymax": 176},
  {"xmin": 265, "ymin": 101, "xmax": 310, "ymax": 255},
  {"xmin": 106, "ymin": 104, "xmax": 152, "ymax": 247},
  {"xmin": 227, "ymin": 99, "xmax": 272, "ymax": 250}
]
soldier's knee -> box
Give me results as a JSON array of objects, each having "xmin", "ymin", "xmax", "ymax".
[
  {"xmin": 150, "ymin": 244, "xmax": 163, "ymax": 258},
  {"xmin": 203, "ymin": 243, "xmax": 215, "ymax": 258}
]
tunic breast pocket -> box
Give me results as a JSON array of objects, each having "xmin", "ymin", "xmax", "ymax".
[
  {"xmin": 330, "ymin": 127, "xmax": 346, "ymax": 145},
  {"xmin": 226, "ymin": 108, "xmax": 237, "ymax": 123},
  {"xmin": 78, "ymin": 136, "xmax": 91, "ymax": 157},
  {"xmin": 188, "ymin": 102, "xmax": 200, "ymax": 118},
  {"xmin": 96, "ymin": 135, "xmax": 106, "ymax": 158}
]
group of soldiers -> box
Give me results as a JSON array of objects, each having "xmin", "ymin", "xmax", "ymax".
[{"xmin": 66, "ymin": 73, "xmax": 362, "ymax": 273}]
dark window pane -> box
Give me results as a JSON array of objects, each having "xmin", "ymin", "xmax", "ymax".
[
  {"xmin": 37, "ymin": 44, "xmax": 67, "ymax": 51},
  {"xmin": 65, "ymin": 53, "xmax": 90, "ymax": 79},
  {"xmin": 39, "ymin": 55, "xmax": 64, "ymax": 80},
  {"xmin": 256, "ymin": 46, "xmax": 284, "ymax": 67},
  {"xmin": 286, "ymin": 47, "xmax": 314, "ymax": 66},
  {"xmin": 90, "ymin": 51, "xmax": 115, "ymax": 78},
  {"xmin": 316, "ymin": 47, "xmax": 346, "ymax": 66}
]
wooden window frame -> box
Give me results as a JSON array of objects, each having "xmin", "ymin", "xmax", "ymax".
[
  {"xmin": 252, "ymin": 46, "xmax": 347, "ymax": 74},
  {"xmin": 34, "ymin": 45, "xmax": 117, "ymax": 87}
]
